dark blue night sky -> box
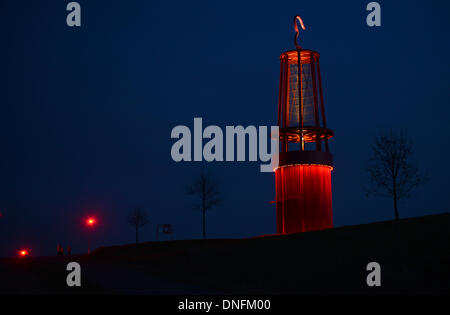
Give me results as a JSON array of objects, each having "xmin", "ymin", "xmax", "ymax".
[{"xmin": 1, "ymin": 1, "xmax": 449, "ymax": 257}]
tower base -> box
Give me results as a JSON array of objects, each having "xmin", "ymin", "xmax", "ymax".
[{"xmin": 275, "ymin": 164, "xmax": 333, "ymax": 234}]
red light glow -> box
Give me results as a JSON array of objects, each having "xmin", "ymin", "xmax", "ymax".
[
  {"xmin": 86, "ymin": 217, "xmax": 96, "ymax": 227},
  {"xmin": 275, "ymin": 164, "xmax": 333, "ymax": 234},
  {"xmin": 19, "ymin": 250, "xmax": 29, "ymax": 257}
]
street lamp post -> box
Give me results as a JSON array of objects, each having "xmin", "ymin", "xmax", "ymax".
[{"xmin": 85, "ymin": 217, "xmax": 96, "ymax": 254}]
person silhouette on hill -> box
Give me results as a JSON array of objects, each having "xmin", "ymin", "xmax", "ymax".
[{"xmin": 57, "ymin": 244, "xmax": 64, "ymax": 256}]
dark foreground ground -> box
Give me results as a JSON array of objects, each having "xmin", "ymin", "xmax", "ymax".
[{"xmin": 1, "ymin": 213, "xmax": 449, "ymax": 294}]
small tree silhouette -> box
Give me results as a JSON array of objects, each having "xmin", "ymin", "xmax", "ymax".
[
  {"xmin": 186, "ymin": 172, "xmax": 221, "ymax": 239},
  {"xmin": 366, "ymin": 130, "xmax": 426, "ymax": 221},
  {"xmin": 128, "ymin": 207, "xmax": 149, "ymax": 244}
]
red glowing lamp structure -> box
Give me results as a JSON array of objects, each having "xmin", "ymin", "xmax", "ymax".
[{"xmin": 275, "ymin": 16, "xmax": 334, "ymax": 234}]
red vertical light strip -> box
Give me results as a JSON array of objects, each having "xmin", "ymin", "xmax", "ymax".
[
  {"xmin": 277, "ymin": 59, "xmax": 283, "ymax": 127},
  {"xmin": 310, "ymin": 57, "xmax": 321, "ymax": 151},
  {"xmin": 278, "ymin": 58, "xmax": 285, "ymax": 153},
  {"xmin": 316, "ymin": 59, "xmax": 329, "ymax": 152},
  {"xmin": 297, "ymin": 50, "xmax": 304, "ymax": 151},
  {"xmin": 281, "ymin": 167, "xmax": 284, "ymax": 234},
  {"xmin": 284, "ymin": 55, "xmax": 289, "ymax": 129},
  {"xmin": 283, "ymin": 56, "xmax": 289, "ymax": 152}
]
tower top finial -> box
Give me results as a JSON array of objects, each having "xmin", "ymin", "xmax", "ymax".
[{"xmin": 293, "ymin": 15, "xmax": 306, "ymax": 50}]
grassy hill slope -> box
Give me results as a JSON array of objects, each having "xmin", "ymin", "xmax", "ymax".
[{"xmin": 86, "ymin": 213, "xmax": 450, "ymax": 294}]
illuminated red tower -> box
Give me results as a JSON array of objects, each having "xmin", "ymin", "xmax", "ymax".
[{"xmin": 275, "ymin": 16, "xmax": 334, "ymax": 234}]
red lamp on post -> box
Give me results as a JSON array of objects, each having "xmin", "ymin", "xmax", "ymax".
[
  {"xmin": 18, "ymin": 249, "xmax": 29, "ymax": 257},
  {"xmin": 85, "ymin": 217, "xmax": 96, "ymax": 254}
]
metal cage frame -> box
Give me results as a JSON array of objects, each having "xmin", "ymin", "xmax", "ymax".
[{"xmin": 277, "ymin": 49, "xmax": 333, "ymax": 154}]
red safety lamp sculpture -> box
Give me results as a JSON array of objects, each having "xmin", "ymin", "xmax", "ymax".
[{"xmin": 275, "ymin": 16, "xmax": 334, "ymax": 234}]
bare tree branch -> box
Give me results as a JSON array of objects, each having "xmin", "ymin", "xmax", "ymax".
[
  {"xmin": 366, "ymin": 130, "xmax": 426, "ymax": 221},
  {"xmin": 186, "ymin": 172, "xmax": 221, "ymax": 239},
  {"xmin": 128, "ymin": 207, "xmax": 149, "ymax": 244}
]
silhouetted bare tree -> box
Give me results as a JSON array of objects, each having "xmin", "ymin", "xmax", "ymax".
[
  {"xmin": 186, "ymin": 172, "xmax": 221, "ymax": 239},
  {"xmin": 128, "ymin": 207, "xmax": 149, "ymax": 244},
  {"xmin": 366, "ymin": 130, "xmax": 425, "ymax": 221}
]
